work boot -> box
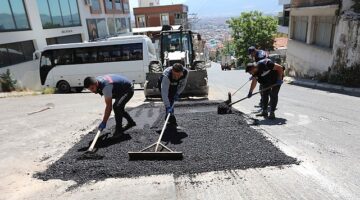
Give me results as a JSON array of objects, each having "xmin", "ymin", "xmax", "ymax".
[
  {"xmin": 112, "ymin": 127, "xmax": 124, "ymax": 138},
  {"xmin": 269, "ymin": 112, "xmax": 276, "ymax": 120},
  {"xmin": 124, "ymin": 120, "xmax": 136, "ymax": 130},
  {"xmin": 256, "ymin": 110, "xmax": 268, "ymax": 118}
]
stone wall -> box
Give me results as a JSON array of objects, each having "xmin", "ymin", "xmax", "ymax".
[{"xmin": 331, "ymin": 0, "xmax": 360, "ymax": 72}]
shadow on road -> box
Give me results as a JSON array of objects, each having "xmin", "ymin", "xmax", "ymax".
[
  {"xmin": 250, "ymin": 117, "xmax": 287, "ymax": 126},
  {"xmin": 156, "ymin": 127, "xmax": 188, "ymax": 145}
]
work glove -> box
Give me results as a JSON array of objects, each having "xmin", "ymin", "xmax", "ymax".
[
  {"xmin": 247, "ymin": 91, "xmax": 253, "ymax": 98},
  {"xmin": 166, "ymin": 107, "xmax": 174, "ymax": 114},
  {"xmin": 276, "ymin": 79, "xmax": 284, "ymax": 85},
  {"xmin": 174, "ymin": 94, "xmax": 180, "ymax": 101},
  {"xmin": 98, "ymin": 121, "xmax": 106, "ymax": 131}
]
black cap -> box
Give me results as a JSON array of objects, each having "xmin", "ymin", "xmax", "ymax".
[{"xmin": 248, "ymin": 46, "xmax": 256, "ymax": 55}]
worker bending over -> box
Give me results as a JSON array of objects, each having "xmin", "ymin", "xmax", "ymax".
[
  {"xmin": 248, "ymin": 46, "xmax": 268, "ymax": 106},
  {"xmin": 246, "ymin": 59, "xmax": 284, "ymax": 119},
  {"xmin": 159, "ymin": 63, "xmax": 188, "ymax": 127},
  {"xmin": 84, "ymin": 74, "xmax": 136, "ymax": 137}
]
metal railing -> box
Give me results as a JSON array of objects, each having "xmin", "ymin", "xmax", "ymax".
[{"xmin": 291, "ymin": 0, "xmax": 339, "ymax": 8}]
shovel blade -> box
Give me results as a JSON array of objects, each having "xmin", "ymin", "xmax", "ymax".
[{"xmin": 128, "ymin": 151, "xmax": 183, "ymax": 161}]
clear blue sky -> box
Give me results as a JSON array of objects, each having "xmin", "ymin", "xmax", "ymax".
[{"xmin": 130, "ymin": 0, "xmax": 282, "ymax": 17}]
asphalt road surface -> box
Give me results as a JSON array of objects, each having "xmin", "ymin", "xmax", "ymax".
[{"xmin": 0, "ymin": 62, "xmax": 359, "ymax": 200}]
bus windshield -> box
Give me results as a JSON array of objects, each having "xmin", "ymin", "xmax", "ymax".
[{"xmin": 161, "ymin": 32, "xmax": 191, "ymax": 52}]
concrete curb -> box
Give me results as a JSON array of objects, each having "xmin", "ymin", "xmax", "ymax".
[
  {"xmin": 284, "ymin": 77, "xmax": 360, "ymax": 96},
  {"xmin": 0, "ymin": 91, "xmax": 41, "ymax": 98}
]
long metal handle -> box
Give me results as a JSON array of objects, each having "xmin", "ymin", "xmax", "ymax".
[
  {"xmin": 232, "ymin": 79, "xmax": 251, "ymax": 96},
  {"xmin": 155, "ymin": 103, "xmax": 175, "ymax": 152},
  {"xmin": 155, "ymin": 113, "xmax": 171, "ymax": 152},
  {"xmin": 88, "ymin": 129, "xmax": 101, "ymax": 152},
  {"xmin": 229, "ymin": 84, "xmax": 279, "ymax": 106}
]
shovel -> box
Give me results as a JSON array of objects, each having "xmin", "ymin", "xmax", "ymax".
[
  {"xmin": 77, "ymin": 129, "xmax": 104, "ymax": 160},
  {"xmin": 226, "ymin": 79, "xmax": 252, "ymax": 104},
  {"xmin": 218, "ymin": 84, "xmax": 279, "ymax": 114}
]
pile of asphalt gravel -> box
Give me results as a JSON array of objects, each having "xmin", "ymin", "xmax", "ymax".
[{"xmin": 34, "ymin": 102, "xmax": 298, "ymax": 185}]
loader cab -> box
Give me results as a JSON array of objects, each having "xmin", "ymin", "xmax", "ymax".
[{"xmin": 160, "ymin": 30, "xmax": 195, "ymax": 68}]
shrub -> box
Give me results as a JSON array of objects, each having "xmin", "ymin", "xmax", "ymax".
[
  {"xmin": 0, "ymin": 69, "xmax": 17, "ymax": 92},
  {"xmin": 42, "ymin": 87, "xmax": 56, "ymax": 94}
]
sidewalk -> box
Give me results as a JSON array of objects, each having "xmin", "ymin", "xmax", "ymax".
[
  {"xmin": 0, "ymin": 91, "xmax": 41, "ymax": 98},
  {"xmin": 284, "ymin": 76, "xmax": 360, "ymax": 97}
]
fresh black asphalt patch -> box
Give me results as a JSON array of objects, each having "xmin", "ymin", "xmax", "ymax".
[{"xmin": 34, "ymin": 101, "xmax": 298, "ymax": 185}]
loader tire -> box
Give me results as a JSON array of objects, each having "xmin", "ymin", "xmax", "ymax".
[{"xmin": 149, "ymin": 63, "xmax": 162, "ymax": 73}]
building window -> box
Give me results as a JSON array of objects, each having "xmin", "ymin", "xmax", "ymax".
[
  {"xmin": 137, "ymin": 16, "xmax": 146, "ymax": 28},
  {"xmin": 86, "ymin": 18, "xmax": 107, "ymax": 41},
  {"xmin": 115, "ymin": 18, "xmax": 130, "ymax": 33},
  {"xmin": 46, "ymin": 34, "xmax": 82, "ymax": 45},
  {"xmin": 107, "ymin": 18, "xmax": 116, "ymax": 35},
  {"xmin": 0, "ymin": 0, "xmax": 30, "ymax": 32},
  {"xmin": 313, "ymin": 16, "xmax": 336, "ymax": 48},
  {"xmin": 0, "ymin": 40, "xmax": 35, "ymax": 68},
  {"xmin": 115, "ymin": 0, "xmax": 122, "ymax": 11},
  {"xmin": 123, "ymin": 0, "xmax": 130, "ymax": 13},
  {"xmin": 104, "ymin": 0, "xmax": 124, "ymax": 14},
  {"xmin": 37, "ymin": 0, "xmax": 81, "ymax": 29},
  {"xmin": 291, "ymin": 16, "xmax": 308, "ymax": 42},
  {"xmin": 90, "ymin": 0, "xmax": 101, "ymax": 14},
  {"xmin": 161, "ymin": 14, "xmax": 170, "ymax": 26}
]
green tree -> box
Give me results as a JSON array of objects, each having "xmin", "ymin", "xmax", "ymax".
[
  {"xmin": 227, "ymin": 11, "xmax": 278, "ymax": 64},
  {"xmin": 221, "ymin": 40, "xmax": 236, "ymax": 56}
]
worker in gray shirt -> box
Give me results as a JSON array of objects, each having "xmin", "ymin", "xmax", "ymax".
[
  {"xmin": 84, "ymin": 74, "xmax": 136, "ymax": 137},
  {"xmin": 159, "ymin": 63, "xmax": 188, "ymax": 127}
]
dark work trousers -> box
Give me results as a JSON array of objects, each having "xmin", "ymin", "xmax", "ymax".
[
  {"xmin": 261, "ymin": 84, "xmax": 281, "ymax": 113},
  {"xmin": 259, "ymin": 84, "xmax": 263, "ymax": 105},
  {"xmin": 113, "ymin": 89, "xmax": 134, "ymax": 131},
  {"xmin": 166, "ymin": 87, "xmax": 178, "ymax": 125}
]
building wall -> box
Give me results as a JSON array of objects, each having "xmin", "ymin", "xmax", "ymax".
[
  {"xmin": 0, "ymin": 0, "xmax": 86, "ymax": 90},
  {"xmin": 0, "ymin": 0, "xmax": 132, "ymax": 91},
  {"xmin": 138, "ymin": 0, "xmax": 160, "ymax": 7},
  {"xmin": 80, "ymin": 0, "xmax": 132, "ymax": 41},
  {"xmin": 0, "ymin": 0, "xmax": 86, "ymax": 53},
  {"xmin": 286, "ymin": 4, "xmax": 339, "ymax": 77},
  {"xmin": 331, "ymin": 0, "xmax": 360, "ymax": 72},
  {"xmin": 287, "ymin": 40, "xmax": 333, "ymax": 76}
]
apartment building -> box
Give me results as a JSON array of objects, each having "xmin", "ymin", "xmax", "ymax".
[
  {"xmin": 133, "ymin": 4, "xmax": 188, "ymax": 28},
  {"xmin": 286, "ymin": 0, "xmax": 340, "ymax": 76},
  {"xmin": 0, "ymin": 0, "xmax": 131, "ymax": 90}
]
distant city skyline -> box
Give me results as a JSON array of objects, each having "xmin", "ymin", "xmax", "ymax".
[{"xmin": 130, "ymin": 0, "xmax": 283, "ymax": 17}]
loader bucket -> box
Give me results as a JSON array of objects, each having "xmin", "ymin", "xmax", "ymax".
[{"xmin": 144, "ymin": 70, "xmax": 209, "ymax": 99}]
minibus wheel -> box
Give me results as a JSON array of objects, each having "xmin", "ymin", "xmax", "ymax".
[{"xmin": 57, "ymin": 80, "xmax": 71, "ymax": 93}]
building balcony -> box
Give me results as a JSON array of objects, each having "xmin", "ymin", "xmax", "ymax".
[
  {"xmin": 175, "ymin": 19, "xmax": 185, "ymax": 25},
  {"xmin": 291, "ymin": 0, "xmax": 339, "ymax": 8},
  {"xmin": 279, "ymin": 0, "xmax": 291, "ymax": 5}
]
